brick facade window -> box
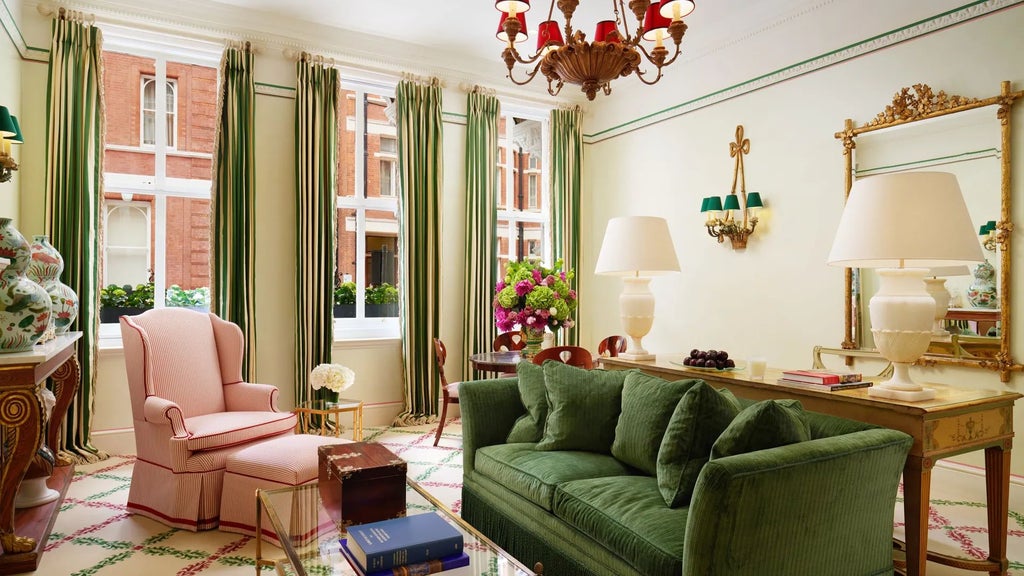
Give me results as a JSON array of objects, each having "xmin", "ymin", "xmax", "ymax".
[
  {"xmin": 141, "ymin": 76, "xmax": 177, "ymax": 148},
  {"xmin": 497, "ymin": 114, "xmax": 549, "ymax": 274}
]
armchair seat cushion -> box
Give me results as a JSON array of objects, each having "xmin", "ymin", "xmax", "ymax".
[
  {"xmin": 553, "ymin": 475, "xmax": 686, "ymax": 576},
  {"xmin": 184, "ymin": 411, "xmax": 297, "ymax": 452},
  {"xmin": 474, "ymin": 443, "xmax": 632, "ymax": 511}
]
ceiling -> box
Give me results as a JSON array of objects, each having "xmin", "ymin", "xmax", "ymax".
[{"xmin": 30, "ymin": 0, "xmax": 984, "ymax": 105}]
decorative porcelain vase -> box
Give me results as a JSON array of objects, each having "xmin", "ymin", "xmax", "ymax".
[
  {"xmin": 0, "ymin": 219, "xmax": 52, "ymax": 352},
  {"xmin": 966, "ymin": 260, "xmax": 998, "ymax": 309},
  {"xmin": 27, "ymin": 235, "xmax": 79, "ymax": 334},
  {"xmin": 521, "ymin": 327, "xmax": 545, "ymax": 359}
]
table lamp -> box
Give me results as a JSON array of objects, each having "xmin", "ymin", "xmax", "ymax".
[
  {"xmin": 827, "ymin": 172, "xmax": 983, "ymax": 401},
  {"xmin": 923, "ymin": 265, "xmax": 970, "ymax": 335},
  {"xmin": 595, "ymin": 216, "xmax": 680, "ymax": 360}
]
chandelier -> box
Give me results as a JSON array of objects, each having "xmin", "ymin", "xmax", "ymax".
[{"xmin": 495, "ymin": 0, "xmax": 694, "ymax": 100}]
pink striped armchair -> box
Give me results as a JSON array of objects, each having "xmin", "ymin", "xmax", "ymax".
[{"xmin": 120, "ymin": 308, "xmax": 296, "ymax": 530}]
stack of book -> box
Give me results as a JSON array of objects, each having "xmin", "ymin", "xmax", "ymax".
[
  {"xmin": 340, "ymin": 512, "xmax": 470, "ymax": 576},
  {"xmin": 777, "ymin": 369, "xmax": 871, "ymax": 391}
]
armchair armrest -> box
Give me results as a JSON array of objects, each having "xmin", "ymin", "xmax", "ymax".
[
  {"xmin": 143, "ymin": 396, "xmax": 189, "ymax": 438},
  {"xmin": 458, "ymin": 378, "xmax": 523, "ymax": 473},
  {"xmin": 682, "ymin": 429, "xmax": 912, "ymax": 576},
  {"xmin": 224, "ymin": 382, "xmax": 281, "ymax": 412}
]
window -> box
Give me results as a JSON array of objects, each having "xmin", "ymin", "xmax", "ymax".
[
  {"xmin": 497, "ymin": 113, "xmax": 549, "ymax": 273},
  {"xmin": 99, "ymin": 30, "xmax": 221, "ymax": 337},
  {"xmin": 141, "ymin": 76, "xmax": 177, "ymax": 148},
  {"xmin": 378, "ymin": 136, "xmax": 397, "ymax": 197},
  {"xmin": 337, "ymin": 86, "xmax": 401, "ymax": 338}
]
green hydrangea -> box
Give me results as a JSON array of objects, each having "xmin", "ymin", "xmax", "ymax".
[
  {"xmin": 525, "ymin": 286, "xmax": 555, "ymax": 310},
  {"xmin": 496, "ymin": 286, "xmax": 520, "ymax": 309}
]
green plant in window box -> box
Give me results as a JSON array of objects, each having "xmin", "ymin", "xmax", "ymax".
[
  {"xmin": 166, "ymin": 285, "xmax": 210, "ymax": 311},
  {"xmin": 333, "ymin": 281, "xmax": 357, "ymax": 318},
  {"xmin": 366, "ymin": 283, "xmax": 399, "ymax": 317},
  {"xmin": 100, "ymin": 282, "xmax": 154, "ymax": 323}
]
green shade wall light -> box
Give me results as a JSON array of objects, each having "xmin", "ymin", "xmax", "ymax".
[
  {"xmin": 700, "ymin": 125, "xmax": 764, "ymax": 250},
  {"xmin": 0, "ymin": 106, "xmax": 22, "ymax": 183}
]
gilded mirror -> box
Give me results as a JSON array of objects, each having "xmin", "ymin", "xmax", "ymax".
[{"xmin": 834, "ymin": 82, "xmax": 1023, "ymax": 382}]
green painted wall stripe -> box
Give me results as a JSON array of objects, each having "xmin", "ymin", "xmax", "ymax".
[
  {"xmin": 255, "ymin": 81, "xmax": 295, "ymax": 91},
  {"xmin": 584, "ymin": 0, "xmax": 1022, "ymax": 142},
  {"xmin": 856, "ymin": 148, "xmax": 999, "ymax": 174}
]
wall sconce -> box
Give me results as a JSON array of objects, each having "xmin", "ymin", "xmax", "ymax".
[
  {"xmin": 978, "ymin": 220, "xmax": 1003, "ymax": 252},
  {"xmin": 700, "ymin": 125, "xmax": 764, "ymax": 250},
  {"xmin": 0, "ymin": 106, "xmax": 23, "ymax": 184}
]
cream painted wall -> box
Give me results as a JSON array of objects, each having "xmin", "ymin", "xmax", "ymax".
[
  {"xmin": 580, "ymin": 8, "xmax": 1024, "ymax": 475},
  {"xmin": 0, "ymin": 0, "xmax": 21, "ymax": 218}
]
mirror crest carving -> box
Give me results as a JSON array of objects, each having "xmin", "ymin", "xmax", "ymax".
[{"xmin": 834, "ymin": 81, "xmax": 1023, "ymax": 382}]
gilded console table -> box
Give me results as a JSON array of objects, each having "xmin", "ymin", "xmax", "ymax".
[
  {"xmin": 600, "ymin": 355, "xmax": 1020, "ymax": 576},
  {"xmin": 0, "ymin": 332, "xmax": 81, "ymax": 574}
]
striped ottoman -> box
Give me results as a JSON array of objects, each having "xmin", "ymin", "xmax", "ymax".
[{"xmin": 219, "ymin": 434, "xmax": 350, "ymax": 545}]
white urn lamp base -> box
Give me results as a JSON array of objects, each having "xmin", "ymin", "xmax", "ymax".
[
  {"xmin": 619, "ymin": 277, "xmax": 656, "ymax": 361},
  {"xmin": 867, "ymin": 268, "xmax": 938, "ymax": 402},
  {"xmin": 15, "ymin": 476, "xmax": 59, "ymax": 508}
]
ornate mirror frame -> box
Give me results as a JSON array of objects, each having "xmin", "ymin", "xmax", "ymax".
[{"xmin": 834, "ymin": 81, "xmax": 1023, "ymax": 382}]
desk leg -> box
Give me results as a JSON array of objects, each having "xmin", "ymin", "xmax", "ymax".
[
  {"xmin": 0, "ymin": 386, "xmax": 43, "ymax": 554},
  {"xmin": 903, "ymin": 455, "xmax": 933, "ymax": 576},
  {"xmin": 985, "ymin": 442, "xmax": 1011, "ymax": 576},
  {"xmin": 48, "ymin": 354, "xmax": 80, "ymax": 466}
]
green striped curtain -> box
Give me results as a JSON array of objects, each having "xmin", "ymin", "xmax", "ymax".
[
  {"xmin": 44, "ymin": 14, "xmax": 105, "ymax": 462},
  {"xmin": 211, "ymin": 44, "xmax": 257, "ymax": 381},
  {"xmin": 294, "ymin": 56, "xmax": 339, "ymax": 405},
  {"xmin": 550, "ymin": 106, "xmax": 583, "ymax": 346},
  {"xmin": 462, "ymin": 90, "xmax": 500, "ymax": 377},
  {"xmin": 394, "ymin": 79, "xmax": 443, "ymax": 425}
]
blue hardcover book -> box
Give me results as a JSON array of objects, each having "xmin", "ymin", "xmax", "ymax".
[
  {"xmin": 340, "ymin": 539, "xmax": 471, "ymax": 576},
  {"xmin": 346, "ymin": 512, "xmax": 464, "ymax": 571}
]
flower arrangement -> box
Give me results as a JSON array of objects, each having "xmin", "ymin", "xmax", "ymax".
[
  {"xmin": 309, "ymin": 363, "xmax": 356, "ymax": 394},
  {"xmin": 494, "ymin": 259, "xmax": 577, "ymax": 335}
]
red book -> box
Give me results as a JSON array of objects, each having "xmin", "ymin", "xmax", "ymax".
[{"xmin": 781, "ymin": 369, "xmax": 862, "ymax": 385}]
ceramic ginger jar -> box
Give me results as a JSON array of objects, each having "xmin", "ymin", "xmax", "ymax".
[
  {"xmin": 0, "ymin": 218, "xmax": 52, "ymax": 352},
  {"xmin": 27, "ymin": 235, "xmax": 79, "ymax": 334},
  {"xmin": 966, "ymin": 260, "xmax": 998, "ymax": 309}
]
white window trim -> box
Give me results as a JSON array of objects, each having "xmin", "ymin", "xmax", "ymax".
[
  {"xmin": 498, "ymin": 109, "xmax": 552, "ymax": 265},
  {"xmin": 141, "ymin": 75, "xmax": 178, "ymax": 150}
]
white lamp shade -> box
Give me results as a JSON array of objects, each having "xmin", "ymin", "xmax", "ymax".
[
  {"xmin": 595, "ymin": 216, "xmax": 681, "ymax": 276},
  {"xmin": 827, "ymin": 172, "xmax": 984, "ymax": 269}
]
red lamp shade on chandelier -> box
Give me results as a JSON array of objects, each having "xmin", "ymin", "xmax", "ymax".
[
  {"xmin": 496, "ymin": 11, "xmax": 529, "ymax": 43},
  {"xmin": 536, "ymin": 20, "xmax": 565, "ymax": 52},
  {"xmin": 594, "ymin": 20, "xmax": 621, "ymax": 43},
  {"xmin": 642, "ymin": 3, "xmax": 672, "ymax": 43}
]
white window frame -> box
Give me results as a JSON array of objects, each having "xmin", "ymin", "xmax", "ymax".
[
  {"xmin": 141, "ymin": 75, "xmax": 178, "ymax": 149},
  {"xmin": 497, "ymin": 107, "xmax": 551, "ymax": 267},
  {"xmin": 104, "ymin": 201, "xmax": 152, "ymax": 285},
  {"xmin": 376, "ymin": 136, "xmax": 398, "ymax": 198},
  {"xmin": 336, "ymin": 81, "xmax": 401, "ymax": 340},
  {"xmin": 98, "ymin": 25, "xmax": 220, "ymax": 343}
]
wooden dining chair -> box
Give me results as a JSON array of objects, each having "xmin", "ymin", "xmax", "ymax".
[
  {"xmin": 597, "ymin": 335, "xmax": 628, "ymax": 357},
  {"xmin": 532, "ymin": 345, "xmax": 594, "ymax": 369},
  {"xmin": 432, "ymin": 338, "xmax": 460, "ymax": 446},
  {"xmin": 492, "ymin": 331, "xmax": 526, "ymax": 352}
]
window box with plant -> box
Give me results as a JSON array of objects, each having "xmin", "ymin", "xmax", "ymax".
[
  {"xmin": 99, "ymin": 282, "xmax": 155, "ymax": 323},
  {"xmin": 165, "ymin": 285, "xmax": 210, "ymax": 312},
  {"xmin": 333, "ymin": 281, "xmax": 398, "ymax": 318}
]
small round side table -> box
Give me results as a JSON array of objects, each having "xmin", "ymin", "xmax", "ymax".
[{"xmin": 293, "ymin": 398, "xmax": 363, "ymax": 440}]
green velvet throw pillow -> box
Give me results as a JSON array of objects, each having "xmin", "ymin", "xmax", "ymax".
[
  {"xmin": 656, "ymin": 382, "xmax": 741, "ymax": 508},
  {"xmin": 611, "ymin": 371, "xmax": 700, "ymax": 475},
  {"xmin": 535, "ymin": 362, "xmax": 627, "ymax": 453},
  {"xmin": 506, "ymin": 361, "xmax": 548, "ymax": 443},
  {"xmin": 710, "ymin": 399, "xmax": 811, "ymax": 461}
]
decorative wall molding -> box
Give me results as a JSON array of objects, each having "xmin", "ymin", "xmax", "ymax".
[
  {"xmin": 583, "ymin": 0, "xmax": 1024, "ymax": 144},
  {"xmin": 1, "ymin": 0, "xmax": 46, "ymax": 61}
]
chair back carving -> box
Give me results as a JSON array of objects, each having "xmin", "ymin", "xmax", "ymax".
[
  {"xmin": 493, "ymin": 331, "xmax": 526, "ymax": 352},
  {"xmin": 433, "ymin": 337, "xmax": 450, "ymax": 389},
  {"xmin": 532, "ymin": 345, "xmax": 594, "ymax": 369},
  {"xmin": 598, "ymin": 335, "xmax": 627, "ymax": 357}
]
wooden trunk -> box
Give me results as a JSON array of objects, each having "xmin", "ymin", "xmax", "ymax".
[{"xmin": 317, "ymin": 442, "xmax": 407, "ymax": 529}]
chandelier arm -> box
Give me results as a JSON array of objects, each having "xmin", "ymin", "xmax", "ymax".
[
  {"xmin": 503, "ymin": 45, "xmax": 546, "ymax": 66},
  {"xmin": 547, "ymin": 78, "xmax": 565, "ymax": 97},
  {"xmin": 506, "ymin": 59, "xmax": 546, "ymax": 86},
  {"xmin": 633, "ymin": 66, "xmax": 665, "ymax": 86},
  {"xmin": 636, "ymin": 42, "xmax": 682, "ymax": 68}
]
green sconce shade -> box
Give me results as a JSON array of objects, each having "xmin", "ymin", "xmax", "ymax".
[
  {"xmin": 979, "ymin": 225, "xmax": 988, "ymax": 236},
  {"xmin": 745, "ymin": 192, "xmax": 763, "ymax": 208},
  {"xmin": 722, "ymin": 194, "xmax": 741, "ymax": 211},
  {"xmin": 7, "ymin": 116, "xmax": 23, "ymax": 144},
  {"xmin": 705, "ymin": 196, "xmax": 723, "ymax": 212},
  {"xmin": 0, "ymin": 106, "xmax": 15, "ymax": 138},
  {"xmin": 986, "ymin": 220, "xmax": 997, "ymax": 233},
  {"xmin": 700, "ymin": 197, "xmax": 709, "ymax": 212}
]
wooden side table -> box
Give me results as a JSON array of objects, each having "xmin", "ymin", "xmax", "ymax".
[{"xmin": 294, "ymin": 399, "xmax": 363, "ymax": 441}]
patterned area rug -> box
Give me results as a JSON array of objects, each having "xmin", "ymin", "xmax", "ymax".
[{"xmin": 36, "ymin": 421, "xmax": 1023, "ymax": 575}]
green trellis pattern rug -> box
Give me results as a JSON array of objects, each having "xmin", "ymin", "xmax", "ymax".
[{"xmin": 38, "ymin": 422, "xmax": 1024, "ymax": 575}]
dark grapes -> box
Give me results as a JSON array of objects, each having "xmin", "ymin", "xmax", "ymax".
[{"xmin": 684, "ymin": 347, "xmax": 733, "ymax": 370}]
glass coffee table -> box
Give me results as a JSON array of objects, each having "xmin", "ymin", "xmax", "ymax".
[{"xmin": 256, "ymin": 478, "xmax": 536, "ymax": 576}]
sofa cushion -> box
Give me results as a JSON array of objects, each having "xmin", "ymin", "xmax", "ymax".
[
  {"xmin": 710, "ymin": 399, "xmax": 811, "ymax": 460},
  {"xmin": 553, "ymin": 475, "xmax": 686, "ymax": 576},
  {"xmin": 656, "ymin": 382, "xmax": 741, "ymax": 507},
  {"xmin": 536, "ymin": 362, "xmax": 627, "ymax": 453},
  {"xmin": 612, "ymin": 372, "xmax": 699, "ymax": 475},
  {"xmin": 506, "ymin": 362, "xmax": 548, "ymax": 443},
  {"xmin": 474, "ymin": 444, "xmax": 633, "ymax": 511}
]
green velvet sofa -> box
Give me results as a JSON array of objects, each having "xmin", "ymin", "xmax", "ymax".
[{"xmin": 459, "ymin": 366, "xmax": 913, "ymax": 576}]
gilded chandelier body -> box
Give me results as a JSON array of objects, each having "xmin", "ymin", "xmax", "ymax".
[{"xmin": 498, "ymin": 0, "xmax": 691, "ymax": 100}]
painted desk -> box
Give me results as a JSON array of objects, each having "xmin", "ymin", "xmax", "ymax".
[{"xmin": 600, "ymin": 355, "xmax": 1020, "ymax": 576}]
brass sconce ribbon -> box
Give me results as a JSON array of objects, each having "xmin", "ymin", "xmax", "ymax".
[{"xmin": 702, "ymin": 125, "xmax": 761, "ymax": 250}]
